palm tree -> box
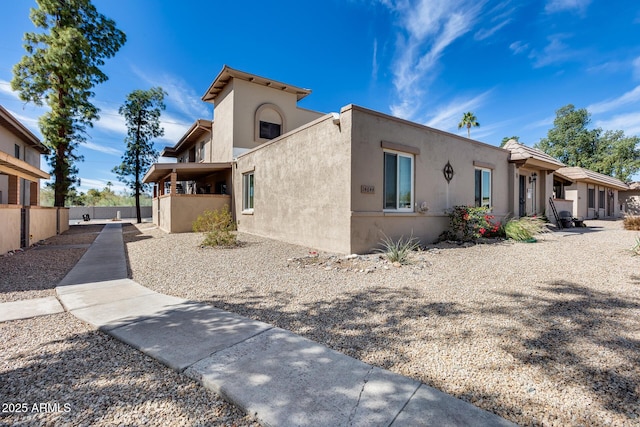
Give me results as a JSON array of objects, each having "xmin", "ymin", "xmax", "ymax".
[{"xmin": 458, "ymin": 112, "xmax": 480, "ymax": 138}]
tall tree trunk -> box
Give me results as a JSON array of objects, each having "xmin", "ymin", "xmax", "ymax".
[
  {"xmin": 54, "ymin": 79, "xmax": 67, "ymax": 207},
  {"xmin": 134, "ymin": 113, "xmax": 142, "ymax": 223}
]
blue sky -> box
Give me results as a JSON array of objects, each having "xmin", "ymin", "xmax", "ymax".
[{"xmin": 1, "ymin": 0, "xmax": 639, "ymax": 193}]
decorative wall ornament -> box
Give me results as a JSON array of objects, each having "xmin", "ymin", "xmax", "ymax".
[{"xmin": 443, "ymin": 161, "xmax": 454, "ymax": 183}]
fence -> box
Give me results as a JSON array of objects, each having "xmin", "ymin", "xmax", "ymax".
[{"xmin": 69, "ymin": 206, "xmax": 152, "ymax": 220}]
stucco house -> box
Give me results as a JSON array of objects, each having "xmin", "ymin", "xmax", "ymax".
[
  {"xmin": 620, "ymin": 182, "xmax": 640, "ymax": 216},
  {"xmin": 143, "ymin": 66, "xmax": 626, "ymax": 253},
  {"xmin": 555, "ymin": 167, "xmax": 628, "ymax": 219},
  {"xmin": 0, "ymin": 105, "xmax": 69, "ymax": 254}
]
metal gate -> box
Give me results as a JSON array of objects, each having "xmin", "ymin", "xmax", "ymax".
[{"xmin": 20, "ymin": 208, "xmax": 27, "ymax": 248}]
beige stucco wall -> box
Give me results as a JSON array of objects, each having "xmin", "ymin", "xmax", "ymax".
[
  {"xmin": 59, "ymin": 208, "xmax": 69, "ymax": 234},
  {"xmin": 0, "ymin": 205, "xmax": 20, "ymax": 254},
  {"xmin": 347, "ymin": 105, "xmax": 511, "ymax": 253},
  {"xmin": 28, "ymin": 206, "xmax": 58, "ymax": 245},
  {"xmin": 155, "ymin": 194, "xmax": 232, "ymax": 233},
  {"xmin": 211, "ymin": 83, "xmax": 235, "ymax": 163},
  {"xmin": 209, "ymin": 78, "xmax": 324, "ymax": 164},
  {"xmin": 565, "ymin": 182, "xmax": 620, "ymax": 219},
  {"xmin": 234, "ymin": 114, "xmax": 352, "ymax": 253}
]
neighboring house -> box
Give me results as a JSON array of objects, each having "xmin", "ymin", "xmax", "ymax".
[
  {"xmin": 555, "ymin": 167, "xmax": 628, "ymax": 219},
  {"xmin": 502, "ymin": 139, "xmax": 568, "ymax": 218},
  {"xmin": 0, "ymin": 105, "xmax": 69, "ymax": 254},
  {"xmin": 618, "ymin": 181, "xmax": 640, "ymax": 216},
  {"xmin": 143, "ymin": 66, "xmax": 627, "ymax": 253}
]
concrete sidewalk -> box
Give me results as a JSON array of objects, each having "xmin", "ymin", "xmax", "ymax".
[{"xmin": 55, "ymin": 223, "xmax": 516, "ymax": 426}]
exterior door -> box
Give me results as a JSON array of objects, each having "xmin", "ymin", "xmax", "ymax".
[{"xmin": 519, "ymin": 175, "xmax": 526, "ymax": 217}]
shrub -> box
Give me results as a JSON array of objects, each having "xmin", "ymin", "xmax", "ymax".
[
  {"xmin": 445, "ymin": 205, "xmax": 503, "ymax": 241},
  {"xmin": 192, "ymin": 205, "xmax": 237, "ymax": 247},
  {"xmin": 623, "ymin": 215, "xmax": 640, "ymax": 231},
  {"xmin": 631, "ymin": 236, "xmax": 640, "ymax": 256},
  {"xmin": 504, "ymin": 216, "xmax": 547, "ymax": 241},
  {"xmin": 376, "ymin": 233, "xmax": 420, "ymax": 264}
]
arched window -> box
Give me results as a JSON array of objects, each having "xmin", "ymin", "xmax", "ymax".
[{"xmin": 255, "ymin": 103, "xmax": 286, "ymax": 142}]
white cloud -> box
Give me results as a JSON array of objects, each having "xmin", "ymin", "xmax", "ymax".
[
  {"xmin": 130, "ymin": 66, "xmax": 211, "ymax": 119},
  {"xmin": 77, "ymin": 177, "xmax": 127, "ymax": 193},
  {"xmin": 475, "ymin": 19, "xmax": 511, "ymax": 41},
  {"xmin": 595, "ymin": 111, "xmax": 640, "ymax": 136},
  {"xmin": 424, "ymin": 90, "xmax": 492, "ymax": 131},
  {"xmin": 372, "ymin": 38, "xmax": 379, "ymax": 81},
  {"xmin": 633, "ymin": 56, "xmax": 640, "ymax": 80},
  {"xmin": 386, "ymin": 0, "xmax": 484, "ymax": 121},
  {"xmin": 82, "ymin": 141, "xmax": 122, "ymax": 156},
  {"xmin": 0, "ymin": 79, "xmax": 20, "ymax": 100},
  {"xmin": 509, "ymin": 41, "xmax": 529, "ymax": 55},
  {"xmin": 588, "ymin": 85, "xmax": 640, "ymax": 115},
  {"xmin": 545, "ymin": 0, "xmax": 591, "ymax": 14},
  {"xmin": 94, "ymin": 106, "xmax": 127, "ymax": 134},
  {"xmin": 529, "ymin": 34, "xmax": 575, "ymax": 68}
]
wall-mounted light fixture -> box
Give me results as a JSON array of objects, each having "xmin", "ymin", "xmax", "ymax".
[
  {"xmin": 529, "ymin": 172, "xmax": 537, "ymax": 183},
  {"xmin": 443, "ymin": 161, "xmax": 454, "ymax": 183}
]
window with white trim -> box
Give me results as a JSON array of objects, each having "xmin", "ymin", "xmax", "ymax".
[
  {"xmin": 474, "ymin": 167, "xmax": 492, "ymax": 208},
  {"xmin": 383, "ymin": 151, "xmax": 414, "ymax": 211},
  {"xmin": 243, "ymin": 172, "xmax": 254, "ymax": 211}
]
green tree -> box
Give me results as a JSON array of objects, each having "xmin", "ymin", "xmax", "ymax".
[
  {"xmin": 500, "ymin": 136, "xmax": 519, "ymax": 147},
  {"xmin": 11, "ymin": 0, "xmax": 126, "ymax": 207},
  {"xmin": 112, "ymin": 87, "xmax": 166, "ymax": 223},
  {"xmin": 596, "ymin": 130, "xmax": 640, "ymax": 182},
  {"xmin": 536, "ymin": 104, "xmax": 640, "ymax": 181},
  {"xmin": 458, "ymin": 112, "xmax": 480, "ymax": 138},
  {"xmin": 535, "ymin": 104, "xmax": 599, "ymax": 167}
]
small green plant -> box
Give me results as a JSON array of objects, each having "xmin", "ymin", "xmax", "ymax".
[
  {"xmin": 631, "ymin": 236, "xmax": 640, "ymax": 256},
  {"xmin": 192, "ymin": 205, "xmax": 237, "ymax": 247},
  {"xmin": 376, "ymin": 233, "xmax": 420, "ymax": 264},
  {"xmin": 623, "ymin": 215, "xmax": 640, "ymax": 231},
  {"xmin": 504, "ymin": 216, "xmax": 547, "ymax": 241}
]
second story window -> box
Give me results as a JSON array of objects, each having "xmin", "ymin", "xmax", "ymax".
[
  {"xmin": 259, "ymin": 121, "xmax": 281, "ymax": 140},
  {"xmin": 14, "ymin": 144, "xmax": 20, "ymax": 159}
]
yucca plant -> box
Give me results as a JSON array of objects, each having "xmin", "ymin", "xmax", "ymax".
[
  {"xmin": 631, "ymin": 236, "xmax": 640, "ymax": 256},
  {"xmin": 376, "ymin": 233, "xmax": 420, "ymax": 264}
]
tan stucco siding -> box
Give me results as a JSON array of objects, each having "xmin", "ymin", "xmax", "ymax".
[
  {"xmin": 154, "ymin": 194, "xmax": 232, "ymax": 233},
  {"xmin": 0, "ymin": 125, "xmax": 42, "ymax": 169},
  {"xmin": 28, "ymin": 206, "xmax": 59, "ymax": 245},
  {"xmin": 211, "ymin": 83, "xmax": 235, "ymax": 162},
  {"xmin": 234, "ymin": 115, "xmax": 351, "ymax": 253},
  {"xmin": 347, "ymin": 106, "xmax": 510, "ymax": 252},
  {"xmin": 0, "ymin": 205, "xmax": 20, "ymax": 254},
  {"xmin": 565, "ymin": 182, "xmax": 621, "ymax": 219}
]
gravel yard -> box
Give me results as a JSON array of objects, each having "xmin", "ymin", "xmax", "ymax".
[
  {"xmin": 124, "ymin": 220, "xmax": 640, "ymax": 427},
  {"xmin": 0, "ymin": 223, "xmax": 260, "ymax": 427}
]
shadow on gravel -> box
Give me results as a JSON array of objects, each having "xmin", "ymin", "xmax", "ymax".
[
  {"xmin": 205, "ymin": 286, "xmax": 467, "ymax": 370},
  {"xmin": 494, "ymin": 281, "xmax": 640, "ymax": 418},
  {"xmin": 202, "ymin": 280, "xmax": 640, "ymax": 424},
  {"xmin": 0, "ymin": 314, "xmax": 252, "ymax": 426},
  {"xmin": 0, "ymin": 225, "xmax": 104, "ymax": 297}
]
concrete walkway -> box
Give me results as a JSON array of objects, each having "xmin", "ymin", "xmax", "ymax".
[{"xmin": 46, "ymin": 223, "xmax": 514, "ymax": 426}]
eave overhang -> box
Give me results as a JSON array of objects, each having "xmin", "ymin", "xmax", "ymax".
[
  {"xmin": 202, "ymin": 65, "xmax": 312, "ymax": 103},
  {"xmin": 0, "ymin": 151, "xmax": 49, "ymax": 181},
  {"xmin": 142, "ymin": 162, "xmax": 231, "ymax": 184}
]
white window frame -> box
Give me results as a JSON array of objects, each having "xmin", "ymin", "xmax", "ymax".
[
  {"xmin": 383, "ymin": 150, "xmax": 414, "ymax": 212},
  {"xmin": 242, "ymin": 172, "xmax": 254, "ymax": 213},
  {"xmin": 475, "ymin": 167, "xmax": 492, "ymax": 208}
]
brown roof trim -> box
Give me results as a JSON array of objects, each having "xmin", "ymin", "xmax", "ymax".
[
  {"xmin": 0, "ymin": 105, "xmax": 48, "ymax": 154},
  {"xmin": 161, "ymin": 119, "xmax": 211, "ymax": 157},
  {"xmin": 202, "ymin": 65, "xmax": 312, "ymax": 103},
  {"xmin": 556, "ymin": 167, "xmax": 628, "ymax": 190}
]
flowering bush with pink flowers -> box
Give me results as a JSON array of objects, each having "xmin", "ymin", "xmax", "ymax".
[{"xmin": 444, "ymin": 205, "xmax": 503, "ymax": 241}]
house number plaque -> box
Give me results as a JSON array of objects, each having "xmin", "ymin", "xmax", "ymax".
[{"xmin": 361, "ymin": 185, "xmax": 375, "ymax": 194}]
